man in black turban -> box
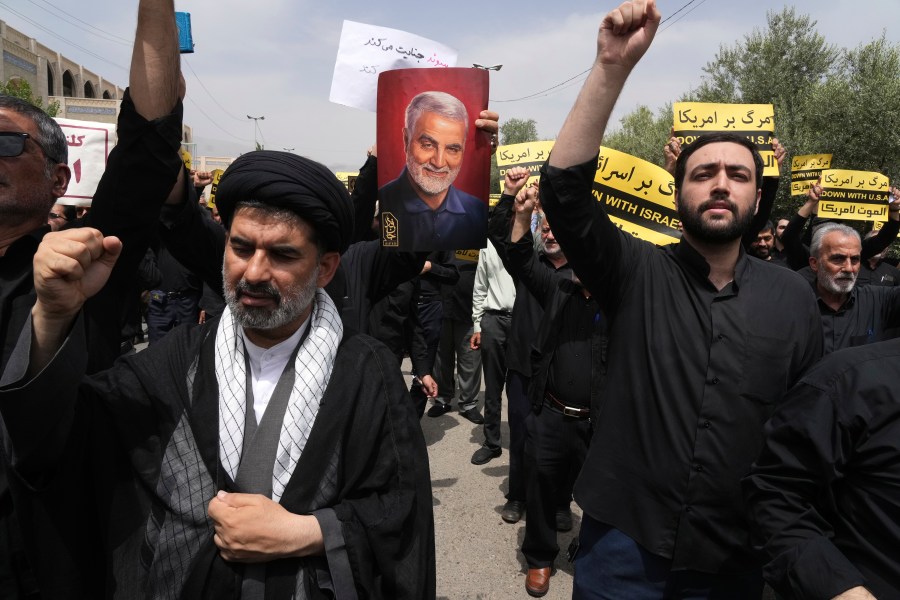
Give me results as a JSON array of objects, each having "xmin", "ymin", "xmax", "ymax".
[
  {"xmin": 0, "ymin": 147, "xmax": 436, "ymax": 598},
  {"xmin": 215, "ymin": 150, "xmax": 355, "ymax": 254}
]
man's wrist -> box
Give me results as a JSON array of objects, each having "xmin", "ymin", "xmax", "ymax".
[{"xmin": 288, "ymin": 514, "xmax": 325, "ymax": 558}]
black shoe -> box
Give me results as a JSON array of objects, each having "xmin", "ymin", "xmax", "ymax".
[
  {"xmin": 471, "ymin": 446, "xmax": 501, "ymax": 465},
  {"xmin": 501, "ymin": 500, "xmax": 525, "ymax": 523},
  {"xmin": 426, "ymin": 403, "xmax": 451, "ymax": 417},
  {"xmin": 555, "ymin": 508, "xmax": 573, "ymax": 532},
  {"xmin": 459, "ymin": 407, "xmax": 484, "ymax": 424}
]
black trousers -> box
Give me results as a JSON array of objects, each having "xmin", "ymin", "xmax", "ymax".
[
  {"xmin": 505, "ymin": 370, "xmax": 531, "ymax": 502},
  {"xmin": 147, "ymin": 291, "xmax": 200, "ymax": 344},
  {"xmin": 521, "ymin": 406, "xmax": 591, "ymax": 568},
  {"xmin": 479, "ymin": 312, "xmax": 510, "ymax": 450}
]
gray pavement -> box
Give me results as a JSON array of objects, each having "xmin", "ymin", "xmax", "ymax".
[{"xmin": 404, "ymin": 359, "xmax": 579, "ymax": 600}]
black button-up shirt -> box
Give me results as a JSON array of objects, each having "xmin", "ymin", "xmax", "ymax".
[
  {"xmin": 540, "ymin": 156, "xmax": 823, "ymax": 573},
  {"xmin": 816, "ymin": 283, "xmax": 900, "ymax": 354},
  {"xmin": 547, "ymin": 293, "xmax": 600, "ymax": 408},
  {"xmin": 745, "ymin": 338, "xmax": 900, "ymax": 598}
]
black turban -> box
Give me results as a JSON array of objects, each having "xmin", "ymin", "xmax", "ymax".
[{"xmin": 215, "ymin": 150, "xmax": 354, "ymax": 253}]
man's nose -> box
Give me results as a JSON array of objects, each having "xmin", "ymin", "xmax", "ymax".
[
  {"xmin": 244, "ymin": 251, "xmax": 270, "ymax": 282},
  {"xmin": 430, "ymin": 147, "xmax": 446, "ymax": 167}
]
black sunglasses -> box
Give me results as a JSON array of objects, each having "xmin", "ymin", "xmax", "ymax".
[{"xmin": 0, "ymin": 132, "xmax": 60, "ymax": 164}]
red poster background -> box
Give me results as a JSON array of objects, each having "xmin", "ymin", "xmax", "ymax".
[{"xmin": 376, "ymin": 67, "xmax": 490, "ymax": 202}]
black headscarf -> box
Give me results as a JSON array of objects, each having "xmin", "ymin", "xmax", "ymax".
[{"xmin": 215, "ymin": 151, "xmax": 354, "ymax": 253}]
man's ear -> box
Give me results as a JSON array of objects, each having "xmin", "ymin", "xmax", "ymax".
[
  {"xmin": 316, "ymin": 252, "xmax": 341, "ymax": 288},
  {"xmin": 50, "ymin": 163, "xmax": 71, "ymax": 199},
  {"xmin": 809, "ymin": 255, "xmax": 818, "ymax": 273},
  {"xmin": 753, "ymin": 188, "xmax": 762, "ymax": 216},
  {"xmin": 402, "ymin": 128, "xmax": 409, "ymax": 150}
]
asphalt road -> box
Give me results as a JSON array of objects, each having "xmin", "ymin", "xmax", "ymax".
[{"xmin": 404, "ymin": 359, "xmax": 579, "ymax": 600}]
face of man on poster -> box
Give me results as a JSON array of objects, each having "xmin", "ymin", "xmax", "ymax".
[{"xmin": 403, "ymin": 109, "xmax": 467, "ymax": 206}]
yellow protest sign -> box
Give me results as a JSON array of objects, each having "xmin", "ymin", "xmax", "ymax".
[
  {"xmin": 207, "ymin": 169, "xmax": 224, "ymax": 208},
  {"xmin": 489, "ymin": 193, "xmax": 502, "ymax": 207},
  {"xmin": 673, "ymin": 102, "xmax": 777, "ymax": 177},
  {"xmin": 455, "ymin": 249, "xmax": 480, "ymax": 262},
  {"xmin": 180, "ymin": 148, "xmax": 192, "ymax": 171},
  {"xmin": 594, "ymin": 146, "xmax": 680, "ymax": 246},
  {"xmin": 496, "ymin": 141, "xmax": 554, "ymax": 194},
  {"xmin": 790, "ymin": 154, "xmax": 832, "ymax": 197},
  {"xmin": 818, "ymin": 169, "xmax": 890, "ymax": 222},
  {"xmin": 335, "ymin": 171, "xmax": 360, "ymax": 194}
]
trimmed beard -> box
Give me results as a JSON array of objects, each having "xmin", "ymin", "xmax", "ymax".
[
  {"xmin": 540, "ymin": 238, "xmax": 563, "ymax": 259},
  {"xmin": 223, "ymin": 264, "xmax": 319, "ymax": 330},
  {"xmin": 818, "ymin": 269, "xmax": 857, "ymax": 295},
  {"xmin": 677, "ymin": 195, "xmax": 755, "ymax": 243},
  {"xmin": 406, "ymin": 152, "xmax": 461, "ymax": 196}
]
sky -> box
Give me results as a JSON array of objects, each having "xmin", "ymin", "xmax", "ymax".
[{"xmin": 1, "ymin": 0, "xmax": 897, "ymax": 171}]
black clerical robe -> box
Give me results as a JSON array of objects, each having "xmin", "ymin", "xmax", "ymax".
[{"xmin": 0, "ymin": 316, "xmax": 435, "ymax": 599}]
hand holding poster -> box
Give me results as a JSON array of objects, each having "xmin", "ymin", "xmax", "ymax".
[
  {"xmin": 496, "ymin": 141, "xmax": 554, "ymax": 194},
  {"xmin": 330, "ymin": 21, "xmax": 458, "ymax": 112},
  {"xmin": 790, "ymin": 153, "xmax": 832, "ymax": 197},
  {"xmin": 673, "ymin": 102, "xmax": 778, "ymax": 177},
  {"xmin": 376, "ymin": 68, "xmax": 490, "ymax": 251},
  {"xmin": 818, "ymin": 169, "xmax": 890, "ymax": 222},
  {"xmin": 54, "ymin": 118, "xmax": 116, "ymax": 206},
  {"xmin": 593, "ymin": 146, "xmax": 680, "ymax": 246}
]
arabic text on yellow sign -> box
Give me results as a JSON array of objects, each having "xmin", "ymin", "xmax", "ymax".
[
  {"xmin": 496, "ymin": 141, "xmax": 554, "ymax": 194},
  {"xmin": 594, "ymin": 146, "xmax": 680, "ymax": 246},
  {"xmin": 818, "ymin": 169, "xmax": 890, "ymax": 222},
  {"xmin": 790, "ymin": 153, "xmax": 832, "ymax": 197},
  {"xmin": 673, "ymin": 102, "xmax": 777, "ymax": 177}
]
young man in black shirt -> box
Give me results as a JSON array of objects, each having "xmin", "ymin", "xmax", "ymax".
[{"xmin": 539, "ymin": 1, "xmax": 823, "ymax": 597}]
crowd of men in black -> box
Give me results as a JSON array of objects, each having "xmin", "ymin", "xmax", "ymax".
[{"xmin": 0, "ymin": 0, "xmax": 898, "ymax": 598}]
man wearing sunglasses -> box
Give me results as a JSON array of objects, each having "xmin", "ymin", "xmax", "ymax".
[{"xmin": 0, "ymin": 0, "xmax": 186, "ymax": 597}]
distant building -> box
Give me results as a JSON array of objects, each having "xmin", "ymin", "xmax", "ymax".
[{"xmin": 1, "ymin": 18, "xmax": 192, "ymax": 144}]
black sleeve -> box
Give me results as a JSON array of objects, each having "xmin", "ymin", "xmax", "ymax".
[
  {"xmin": 406, "ymin": 290, "xmax": 431, "ymax": 377},
  {"xmin": 861, "ymin": 218, "xmax": 900, "ymax": 261},
  {"xmin": 504, "ymin": 233, "xmax": 560, "ymax": 310},
  {"xmin": 137, "ymin": 247, "xmax": 162, "ymax": 290},
  {"xmin": 159, "ymin": 193, "xmax": 227, "ymax": 299},
  {"xmin": 422, "ymin": 254, "xmax": 460, "ymax": 286},
  {"xmin": 781, "ymin": 213, "xmax": 812, "ymax": 271},
  {"xmin": 488, "ymin": 194, "xmax": 516, "ymax": 266},
  {"xmin": 743, "ymin": 176, "xmax": 779, "ymax": 248},
  {"xmin": 80, "ymin": 89, "xmax": 185, "ymax": 373},
  {"xmin": 350, "ymin": 155, "xmax": 379, "ymax": 244},
  {"xmin": 743, "ymin": 382, "xmax": 867, "ymax": 599},
  {"xmin": 538, "ymin": 156, "xmax": 640, "ymax": 315}
]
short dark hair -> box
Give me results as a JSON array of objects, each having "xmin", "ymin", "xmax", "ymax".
[
  {"xmin": 673, "ymin": 133, "xmax": 764, "ymax": 191},
  {"xmin": 758, "ymin": 220, "xmax": 774, "ymax": 235},
  {"xmin": 0, "ymin": 95, "xmax": 68, "ymax": 171}
]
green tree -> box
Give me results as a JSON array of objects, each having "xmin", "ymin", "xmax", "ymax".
[
  {"xmin": 691, "ymin": 7, "xmax": 842, "ymax": 218},
  {"xmin": 0, "ymin": 78, "xmax": 60, "ymax": 117},
  {"xmin": 803, "ymin": 34, "xmax": 900, "ymax": 183},
  {"xmin": 499, "ymin": 118, "xmax": 538, "ymax": 145},
  {"xmin": 604, "ymin": 104, "xmax": 673, "ymax": 167},
  {"xmin": 491, "ymin": 118, "xmax": 540, "ymax": 194}
]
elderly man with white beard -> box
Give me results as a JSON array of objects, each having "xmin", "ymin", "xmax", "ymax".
[
  {"xmin": 810, "ymin": 222, "xmax": 900, "ymax": 353},
  {"xmin": 378, "ymin": 91, "xmax": 488, "ymax": 251}
]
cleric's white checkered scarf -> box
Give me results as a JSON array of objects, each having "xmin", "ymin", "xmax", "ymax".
[{"xmin": 214, "ymin": 289, "xmax": 342, "ymax": 502}]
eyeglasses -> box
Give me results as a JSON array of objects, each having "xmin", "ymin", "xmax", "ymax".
[{"xmin": 0, "ymin": 132, "xmax": 60, "ymax": 164}]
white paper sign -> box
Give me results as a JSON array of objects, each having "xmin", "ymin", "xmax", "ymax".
[
  {"xmin": 329, "ymin": 20, "xmax": 458, "ymax": 112},
  {"xmin": 54, "ymin": 118, "xmax": 117, "ymax": 206}
]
